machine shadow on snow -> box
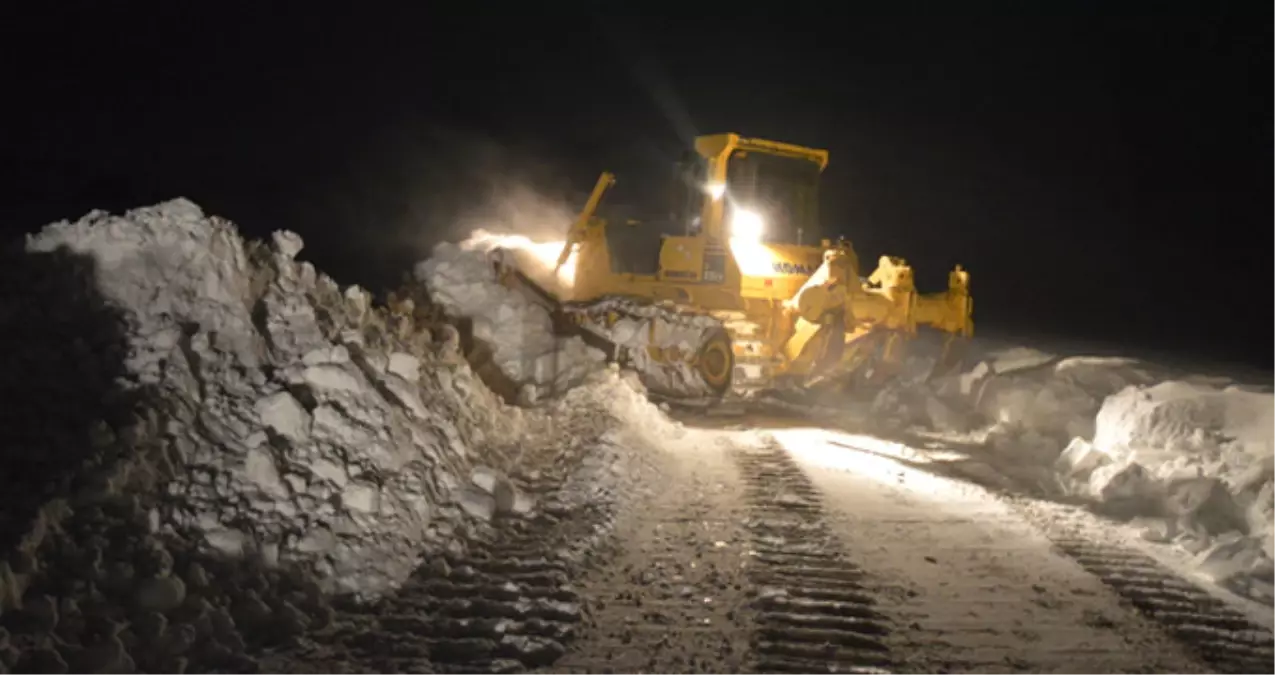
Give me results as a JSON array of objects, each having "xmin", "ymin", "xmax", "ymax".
[{"xmin": 0, "ymin": 243, "xmax": 139, "ymax": 555}]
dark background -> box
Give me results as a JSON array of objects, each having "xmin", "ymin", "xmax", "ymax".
[{"xmin": 3, "ymin": 2, "xmax": 1271, "ymax": 370}]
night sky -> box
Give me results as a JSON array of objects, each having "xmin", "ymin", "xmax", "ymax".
[{"xmin": 4, "ymin": 3, "xmax": 1271, "ymax": 370}]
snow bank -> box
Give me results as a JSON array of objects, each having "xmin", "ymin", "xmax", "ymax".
[
  {"xmin": 969, "ymin": 357, "xmax": 1159, "ymax": 440},
  {"xmin": 0, "ymin": 199, "xmax": 690, "ymax": 672},
  {"xmin": 1086, "ymin": 383, "xmax": 1274, "ymax": 580},
  {"xmin": 1093, "ymin": 381, "xmax": 1273, "ymax": 468},
  {"xmin": 415, "ymin": 234, "xmax": 606, "ymax": 404},
  {"xmin": 898, "ymin": 349, "xmax": 1274, "ymax": 602},
  {"xmin": 0, "ymin": 200, "xmax": 638, "ymax": 673},
  {"xmin": 875, "ymin": 355, "xmax": 1160, "ymax": 454},
  {"xmin": 12, "ymin": 199, "xmax": 549, "ymax": 604}
]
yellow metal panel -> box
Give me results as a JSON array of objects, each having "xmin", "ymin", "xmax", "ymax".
[
  {"xmin": 695, "ymin": 133, "xmax": 830, "ymax": 171},
  {"xmin": 735, "ymin": 136, "xmax": 830, "ymax": 171},
  {"xmin": 694, "ymin": 133, "xmax": 739, "ymax": 162},
  {"xmin": 658, "ymin": 235, "xmax": 705, "ymax": 281}
]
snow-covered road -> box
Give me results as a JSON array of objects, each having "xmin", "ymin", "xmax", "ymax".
[
  {"xmin": 549, "ymin": 417, "xmax": 1273, "ymax": 673},
  {"xmin": 779, "ymin": 427, "xmax": 1212, "ymax": 672},
  {"xmin": 548, "ymin": 430, "xmax": 756, "ymax": 673}
]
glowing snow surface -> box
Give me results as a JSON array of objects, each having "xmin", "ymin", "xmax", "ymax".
[{"xmin": 767, "ymin": 423, "xmax": 1261, "ymax": 669}]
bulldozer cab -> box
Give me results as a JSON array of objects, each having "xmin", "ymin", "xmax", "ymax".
[
  {"xmin": 720, "ymin": 148, "xmax": 822, "ymax": 246},
  {"xmin": 598, "ymin": 152, "xmax": 702, "ymax": 278},
  {"xmin": 588, "ymin": 134, "xmax": 830, "ymax": 286},
  {"xmin": 674, "ymin": 150, "xmax": 708, "ymax": 236}
]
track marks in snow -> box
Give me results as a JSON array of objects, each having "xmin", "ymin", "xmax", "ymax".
[
  {"xmin": 1006, "ymin": 497, "xmax": 1275, "ymax": 673},
  {"xmin": 793, "ymin": 437, "xmax": 1213, "ymax": 674},
  {"xmin": 258, "ymin": 442, "xmax": 626, "ymax": 674},
  {"xmin": 732, "ymin": 444, "xmax": 895, "ymax": 674},
  {"xmin": 546, "ymin": 441, "xmax": 755, "ymax": 674},
  {"xmin": 285, "ymin": 510, "xmax": 590, "ymax": 674},
  {"xmin": 1048, "ymin": 537, "xmax": 1275, "ymax": 673}
]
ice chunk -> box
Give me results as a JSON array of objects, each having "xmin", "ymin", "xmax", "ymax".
[
  {"xmin": 254, "ymin": 391, "xmax": 311, "ymax": 443},
  {"xmin": 388, "ymin": 353, "xmax": 421, "ymax": 383},
  {"xmin": 1088, "ymin": 461, "xmax": 1158, "ymax": 503},
  {"xmin": 303, "ymin": 364, "xmax": 363, "ymax": 393},
  {"xmin": 1162, "ymin": 477, "xmax": 1243, "ymax": 535},
  {"xmin": 456, "ymin": 486, "xmax": 497, "ymax": 522},
  {"xmin": 1055, "ymin": 437, "xmax": 1110, "ymax": 478},
  {"xmin": 244, "ymin": 446, "xmax": 287, "ymax": 498},
  {"xmin": 1192, "ymin": 533, "xmax": 1264, "ymax": 584},
  {"xmin": 273, "ymin": 230, "xmax": 304, "ymax": 259},
  {"xmin": 342, "ymin": 483, "xmax": 380, "ymax": 514}
]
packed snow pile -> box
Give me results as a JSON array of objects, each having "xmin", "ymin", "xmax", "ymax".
[
  {"xmin": 972, "ymin": 357, "xmax": 1164, "ymax": 449},
  {"xmin": 889, "ymin": 349, "xmax": 1275, "ymax": 602},
  {"xmin": 1091, "ymin": 381, "xmax": 1273, "ymax": 467},
  {"xmin": 1073, "ymin": 382, "xmax": 1274, "ymax": 595},
  {"xmin": 0, "ymin": 199, "xmax": 670, "ymax": 672},
  {"xmin": 872, "ymin": 355, "xmax": 1161, "ymax": 458},
  {"xmin": 416, "ymin": 234, "xmax": 607, "ymax": 404},
  {"xmin": 18, "ymin": 198, "xmax": 540, "ymax": 600},
  {"xmin": 532, "ymin": 367, "xmax": 706, "ymax": 563}
]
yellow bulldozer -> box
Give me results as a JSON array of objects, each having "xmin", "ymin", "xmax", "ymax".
[{"xmin": 490, "ymin": 132, "xmax": 974, "ymax": 402}]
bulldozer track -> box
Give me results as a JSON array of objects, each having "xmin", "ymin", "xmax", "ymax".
[
  {"xmin": 324, "ymin": 511, "xmax": 591, "ymax": 674},
  {"xmin": 560, "ymin": 296, "xmax": 727, "ymax": 399},
  {"xmin": 312, "ymin": 453, "xmax": 622, "ymax": 674},
  {"xmin": 1049, "ymin": 537, "xmax": 1274, "ymax": 673},
  {"xmin": 731, "ymin": 445, "xmax": 895, "ymax": 674}
]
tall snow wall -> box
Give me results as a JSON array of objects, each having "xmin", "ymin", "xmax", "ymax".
[{"xmin": 3, "ymin": 199, "xmax": 543, "ymax": 603}]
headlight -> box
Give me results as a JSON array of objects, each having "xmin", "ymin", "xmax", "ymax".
[
  {"xmin": 730, "ymin": 208, "xmax": 765, "ymax": 242},
  {"xmin": 706, "ymin": 182, "xmax": 726, "ymax": 200}
]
